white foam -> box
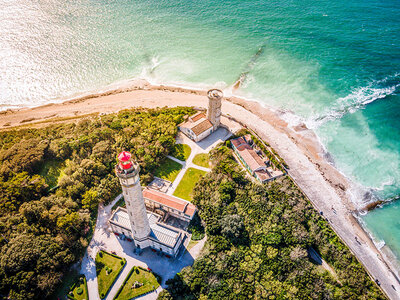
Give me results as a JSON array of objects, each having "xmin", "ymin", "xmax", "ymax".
[
  {"xmin": 376, "ymin": 240, "xmax": 386, "ymax": 250},
  {"xmin": 279, "ymin": 110, "xmax": 305, "ymax": 127},
  {"xmin": 373, "ymin": 177, "xmax": 396, "ymax": 192},
  {"xmin": 307, "ymin": 74, "xmax": 400, "ymax": 129}
]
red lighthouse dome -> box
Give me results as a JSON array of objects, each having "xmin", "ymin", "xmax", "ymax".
[{"xmin": 118, "ymin": 151, "xmax": 133, "ymax": 170}]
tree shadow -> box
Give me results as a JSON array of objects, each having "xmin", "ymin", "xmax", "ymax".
[{"xmin": 308, "ymin": 247, "xmax": 323, "ymax": 265}]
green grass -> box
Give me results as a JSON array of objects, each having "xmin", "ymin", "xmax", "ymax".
[
  {"xmin": 37, "ymin": 159, "xmax": 65, "ymax": 188},
  {"xmin": 171, "ymin": 144, "xmax": 191, "ymax": 161},
  {"xmin": 67, "ymin": 275, "xmax": 89, "ymax": 300},
  {"xmin": 192, "ymin": 153, "xmax": 210, "ymax": 168},
  {"xmin": 173, "ymin": 168, "xmax": 207, "ymax": 201},
  {"xmin": 187, "ymin": 239, "xmax": 199, "ymax": 251},
  {"xmin": 153, "ymin": 157, "xmax": 183, "ymax": 182},
  {"xmin": 114, "ymin": 267, "xmax": 160, "ymax": 300},
  {"xmin": 96, "ymin": 251, "xmax": 126, "ymax": 299},
  {"xmin": 52, "ymin": 269, "xmax": 80, "ymax": 299}
]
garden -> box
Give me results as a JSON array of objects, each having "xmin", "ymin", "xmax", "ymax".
[
  {"xmin": 114, "ymin": 266, "xmax": 160, "ymax": 300},
  {"xmin": 192, "ymin": 153, "xmax": 210, "ymax": 168},
  {"xmin": 95, "ymin": 250, "xmax": 126, "ymax": 299},
  {"xmin": 153, "ymin": 157, "xmax": 183, "ymax": 182},
  {"xmin": 67, "ymin": 275, "xmax": 88, "ymax": 300},
  {"xmin": 173, "ymin": 168, "xmax": 207, "ymax": 201}
]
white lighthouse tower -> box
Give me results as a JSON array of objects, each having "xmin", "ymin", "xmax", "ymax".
[{"xmin": 115, "ymin": 151, "xmax": 151, "ymax": 247}]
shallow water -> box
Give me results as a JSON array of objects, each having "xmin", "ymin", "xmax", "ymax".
[{"xmin": 1, "ymin": 0, "xmax": 399, "ymax": 260}]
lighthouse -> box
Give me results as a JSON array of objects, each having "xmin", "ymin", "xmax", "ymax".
[
  {"xmin": 115, "ymin": 151, "xmax": 151, "ymax": 245},
  {"xmin": 110, "ymin": 151, "xmax": 198, "ymax": 257}
]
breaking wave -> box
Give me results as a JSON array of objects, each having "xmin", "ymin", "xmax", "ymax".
[{"xmin": 307, "ymin": 73, "xmax": 400, "ymax": 128}]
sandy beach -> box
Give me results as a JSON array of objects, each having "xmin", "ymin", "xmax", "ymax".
[{"xmin": 1, "ymin": 79, "xmax": 400, "ymax": 298}]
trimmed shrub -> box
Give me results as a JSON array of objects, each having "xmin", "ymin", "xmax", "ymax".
[
  {"xmin": 101, "ymin": 292, "xmax": 105, "ymax": 299},
  {"xmin": 99, "ymin": 251, "xmax": 103, "ymax": 258},
  {"xmin": 120, "ymin": 260, "xmax": 124, "ymax": 265},
  {"xmin": 76, "ymin": 287, "xmax": 83, "ymax": 295}
]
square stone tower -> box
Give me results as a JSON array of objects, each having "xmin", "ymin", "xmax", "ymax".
[{"xmin": 206, "ymin": 89, "xmax": 223, "ymax": 130}]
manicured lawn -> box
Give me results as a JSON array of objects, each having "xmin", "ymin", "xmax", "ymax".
[
  {"xmin": 114, "ymin": 266, "xmax": 160, "ymax": 300},
  {"xmin": 38, "ymin": 159, "xmax": 65, "ymax": 188},
  {"xmin": 67, "ymin": 275, "xmax": 88, "ymax": 300},
  {"xmin": 192, "ymin": 153, "xmax": 210, "ymax": 168},
  {"xmin": 96, "ymin": 250, "xmax": 126, "ymax": 299},
  {"xmin": 173, "ymin": 168, "xmax": 207, "ymax": 201},
  {"xmin": 171, "ymin": 144, "xmax": 191, "ymax": 161},
  {"xmin": 153, "ymin": 157, "xmax": 183, "ymax": 182}
]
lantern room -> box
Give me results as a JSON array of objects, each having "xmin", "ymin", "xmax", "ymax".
[
  {"xmin": 118, "ymin": 151, "xmax": 133, "ymax": 170},
  {"xmin": 115, "ymin": 151, "xmax": 140, "ymax": 185}
]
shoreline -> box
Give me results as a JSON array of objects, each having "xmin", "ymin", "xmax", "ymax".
[{"xmin": 1, "ymin": 79, "xmax": 400, "ymax": 297}]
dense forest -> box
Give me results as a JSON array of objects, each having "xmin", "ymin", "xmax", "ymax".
[
  {"xmin": 0, "ymin": 107, "xmax": 194, "ymax": 299},
  {"xmin": 159, "ymin": 145, "xmax": 385, "ymax": 299}
]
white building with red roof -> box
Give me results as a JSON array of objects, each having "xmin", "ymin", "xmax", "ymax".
[
  {"xmin": 179, "ymin": 89, "xmax": 223, "ymax": 142},
  {"xmin": 231, "ymin": 135, "xmax": 284, "ymax": 183}
]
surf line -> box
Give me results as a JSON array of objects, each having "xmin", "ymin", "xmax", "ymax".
[{"xmin": 232, "ymin": 45, "xmax": 266, "ymax": 90}]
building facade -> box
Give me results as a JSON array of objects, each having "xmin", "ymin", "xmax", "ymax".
[
  {"xmin": 179, "ymin": 89, "xmax": 223, "ymax": 142},
  {"xmin": 231, "ymin": 135, "xmax": 284, "ymax": 183}
]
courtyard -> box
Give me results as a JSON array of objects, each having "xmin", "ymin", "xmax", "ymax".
[{"xmin": 80, "ymin": 126, "xmax": 232, "ymax": 300}]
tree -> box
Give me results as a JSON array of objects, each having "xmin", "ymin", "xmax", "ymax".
[
  {"xmin": 220, "ymin": 214, "xmax": 245, "ymax": 245},
  {"xmin": 82, "ymin": 189, "xmax": 99, "ymax": 211}
]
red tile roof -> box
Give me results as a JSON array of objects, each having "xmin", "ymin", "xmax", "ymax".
[
  {"xmin": 190, "ymin": 112, "xmax": 206, "ymax": 122},
  {"xmin": 239, "ymin": 148, "xmax": 266, "ymax": 172},
  {"xmin": 254, "ymin": 170, "xmax": 272, "ymax": 182},
  {"xmin": 231, "ymin": 136, "xmax": 246, "ymax": 149},
  {"xmin": 191, "ymin": 119, "xmax": 213, "ymax": 136},
  {"xmin": 232, "ymin": 137, "xmax": 266, "ymax": 173},
  {"xmin": 143, "ymin": 189, "xmax": 197, "ymax": 218}
]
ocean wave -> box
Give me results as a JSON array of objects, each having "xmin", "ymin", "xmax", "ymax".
[
  {"xmin": 140, "ymin": 55, "xmax": 161, "ymax": 78},
  {"xmin": 307, "ymin": 73, "xmax": 400, "ymax": 128},
  {"xmin": 373, "ymin": 177, "xmax": 396, "ymax": 192}
]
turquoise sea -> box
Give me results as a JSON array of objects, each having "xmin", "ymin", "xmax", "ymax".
[{"xmin": 1, "ymin": 0, "xmax": 399, "ymax": 262}]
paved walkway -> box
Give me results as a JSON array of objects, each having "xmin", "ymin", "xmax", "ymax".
[
  {"xmin": 81, "ymin": 195, "xmax": 124, "ymax": 300},
  {"xmin": 166, "ymin": 128, "xmax": 231, "ymax": 196},
  {"xmin": 80, "ymin": 128, "xmax": 229, "ymax": 300},
  {"xmin": 80, "ymin": 194, "xmax": 207, "ymax": 300}
]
